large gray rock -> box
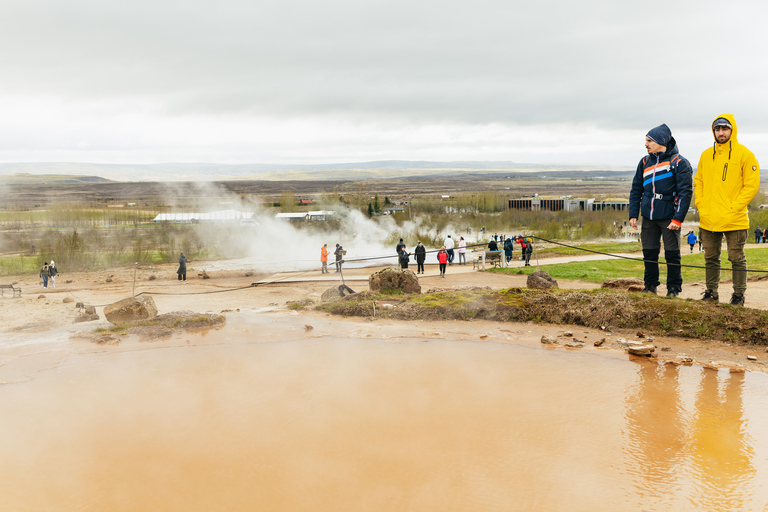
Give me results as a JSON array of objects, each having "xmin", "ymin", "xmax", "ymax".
[
  {"xmin": 103, "ymin": 295, "xmax": 158, "ymax": 324},
  {"xmin": 321, "ymin": 284, "xmax": 356, "ymax": 302},
  {"xmin": 369, "ymin": 267, "xmax": 421, "ymax": 294},
  {"xmin": 602, "ymin": 277, "xmax": 644, "ymax": 290},
  {"xmin": 526, "ymin": 271, "xmax": 558, "ymax": 289},
  {"xmin": 627, "ymin": 343, "xmax": 656, "ymax": 356}
]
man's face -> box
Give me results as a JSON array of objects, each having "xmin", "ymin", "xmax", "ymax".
[
  {"xmin": 714, "ymin": 126, "xmax": 732, "ymax": 144},
  {"xmin": 645, "ymin": 137, "xmax": 665, "ymax": 155}
]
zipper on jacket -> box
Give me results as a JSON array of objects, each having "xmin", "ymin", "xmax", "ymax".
[
  {"xmin": 722, "ymin": 162, "xmax": 728, "ymax": 181},
  {"xmin": 649, "ymin": 154, "xmax": 659, "ymax": 219}
]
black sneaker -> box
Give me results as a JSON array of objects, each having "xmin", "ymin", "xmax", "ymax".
[
  {"xmin": 729, "ymin": 293, "xmax": 745, "ymax": 306},
  {"xmin": 666, "ymin": 290, "xmax": 678, "ymax": 298},
  {"xmin": 641, "ymin": 286, "xmax": 657, "ymax": 294},
  {"xmin": 701, "ymin": 290, "xmax": 719, "ymax": 303}
]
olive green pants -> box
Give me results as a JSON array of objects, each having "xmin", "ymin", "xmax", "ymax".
[{"xmin": 699, "ymin": 228, "xmax": 748, "ymax": 294}]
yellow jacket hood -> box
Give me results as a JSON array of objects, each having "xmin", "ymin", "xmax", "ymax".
[{"xmin": 695, "ymin": 114, "xmax": 760, "ymax": 232}]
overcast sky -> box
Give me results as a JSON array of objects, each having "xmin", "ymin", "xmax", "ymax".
[{"xmin": 1, "ymin": 0, "xmax": 766, "ymax": 167}]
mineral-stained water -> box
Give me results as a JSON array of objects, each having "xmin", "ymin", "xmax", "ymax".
[{"xmin": 1, "ymin": 313, "xmax": 767, "ymax": 511}]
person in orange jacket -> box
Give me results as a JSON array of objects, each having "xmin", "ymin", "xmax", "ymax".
[{"xmin": 320, "ymin": 244, "xmax": 329, "ymax": 274}]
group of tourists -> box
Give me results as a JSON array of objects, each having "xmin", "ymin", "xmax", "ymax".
[
  {"xmin": 488, "ymin": 235, "xmax": 532, "ymax": 266},
  {"xmin": 320, "ymin": 243, "xmax": 345, "ymax": 273},
  {"xmin": 39, "ymin": 261, "xmax": 59, "ymax": 289},
  {"xmin": 753, "ymin": 226, "xmax": 768, "ymax": 244},
  {"xmin": 394, "ymin": 235, "xmax": 468, "ymax": 278},
  {"xmin": 629, "ymin": 114, "xmax": 759, "ymax": 306}
]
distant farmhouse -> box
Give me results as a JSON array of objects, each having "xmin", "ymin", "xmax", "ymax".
[
  {"xmin": 508, "ymin": 196, "xmax": 629, "ymax": 212},
  {"xmin": 275, "ymin": 210, "xmax": 335, "ymax": 222},
  {"xmin": 153, "ymin": 209, "xmax": 255, "ymax": 224}
]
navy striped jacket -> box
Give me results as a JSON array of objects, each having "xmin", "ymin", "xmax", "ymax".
[{"xmin": 629, "ymin": 138, "xmax": 693, "ymax": 223}]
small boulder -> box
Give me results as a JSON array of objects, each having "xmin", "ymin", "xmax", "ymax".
[
  {"xmin": 106, "ymin": 277, "xmax": 112, "ymax": 283},
  {"xmin": 627, "ymin": 343, "xmax": 656, "ymax": 356},
  {"xmin": 66, "ymin": 279, "xmax": 73, "ymax": 284},
  {"xmin": 321, "ymin": 284, "xmax": 356, "ymax": 302},
  {"xmin": 564, "ymin": 341, "xmax": 584, "ymax": 348},
  {"xmin": 540, "ymin": 334, "xmax": 558, "ymax": 344},
  {"xmin": 103, "ymin": 295, "xmax": 158, "ymax": 324},
  {"xmin": 148, "ymin": 274, "xmax": 157, "ymax": 281},
  {"xmin": 602, "ymin": 277, "xmax": 644, "ymax": 291},
  {"xmin": 74, "ymin": 310, "xmax": 99, "ymax": 323},
  {"xmin": 38, "ymin": 294, "xmax": 45, "ymax": 299},
  {"xmin": 369, "ymin": 267, "xmax": 421, "ymax": 294},
  {"xmin": 63, "ymin": 297, "xmax": 74, "ymax": 303},
  {"xmin": 526, "ymin": 271, "xmax": 558, "ymax": 289}
]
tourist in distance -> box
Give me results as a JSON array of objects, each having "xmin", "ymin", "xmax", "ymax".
[
  {"xmin": 754, "ymin": 226, "xmax": 763, "ymax": 244},
  {"xmin": 320, "ymin": 244, "xmax": 329, "ymax": 274},
  {"xmin": 629, "ymin": 123, "xmax": 693, "ymax": 297},
  {"xmin": 398, "ymin": 244, "xmax": 410, "ymax": 269},
  {"xmin": 444, "ymin": 235, "xmax": 455, "ymax": 265},
  {"xmin": 487, "ymin": 238, "xmax": 498, "ymax": 251},
  {"xmin": 414, "ymin": 241, "xmax": 426, "ymax": 274},
  {"xmin": 177, "ymin": 252, "xmax": 187, "ymax": 282},
  {"xmin": 695, "ymin": 114, "xmax": 760, "ymax": 306},
  {"xmin": 334, "ymin": 244, "xmax": 344, "ymax": 273},
  {"xmin": 437, "ymin": 246, "xmax": 448, "ymax": 278},
  {"xmin": 503, "ymin": 237, "xmax": 514, "ymax": 265},
  {"xmin": 40, "ymin": 261, "xmax": 49, "ymax": 289},
  {"xmin": 686, "ymin": 231, "xmax": 698, "ymax": 254},
  {"xmin": 48, "ymin": 260, "xmax": 59, "ymax": 288},
  {"xmin": 457, "ymin": 236, "xmax": 467, "ymax": 265}
]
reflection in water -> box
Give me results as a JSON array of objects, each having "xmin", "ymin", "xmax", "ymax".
[
  {"xmin": 624, "ymin": 362, "xmax": 687, "ymax": 508},
  {"xmin": 1, "ymin": 314, "xmax": 767, "ymax": 511},
  {"xmin": 691, "ymin": 369, "xmax": 755, "ymax": 511}
]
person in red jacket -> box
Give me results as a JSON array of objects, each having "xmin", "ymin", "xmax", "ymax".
[{"xmin": 437, "ymin": 246, "xmax": 448, "ymax": 278}]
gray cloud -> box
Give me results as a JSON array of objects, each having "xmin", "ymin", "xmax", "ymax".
[{"xmin": 0, "ymin": 0, "xmax": 766, "ymax": 164}]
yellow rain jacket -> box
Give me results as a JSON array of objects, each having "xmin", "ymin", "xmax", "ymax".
[{"xmin": 695, "ymin": 113, "xmax": 760, "ymax": 232}]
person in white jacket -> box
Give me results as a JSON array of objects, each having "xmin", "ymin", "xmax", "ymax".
[
  {"xmin": 457, "ymin": 237, "xmax": 467, "ymax": 265},
  {"xmin": 444, "ymin": 235, "xmax": 455, "ymax": 265}
]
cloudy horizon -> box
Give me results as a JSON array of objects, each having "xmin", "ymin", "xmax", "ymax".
[{"xmin": 1, "ymin": 0, "xmax": 766, "ymax": 169}]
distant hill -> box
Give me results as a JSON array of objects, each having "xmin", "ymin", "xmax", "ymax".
[
  {"xmin": 0, "ymin": 161, "xmax": 633, "ymax": 182},
  {"xmin": 0, "ymin": 173, "xmax": 114, "ymax": 185}
]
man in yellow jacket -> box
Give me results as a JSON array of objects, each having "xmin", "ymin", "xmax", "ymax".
[{"xmin": 695, "ymin": 114, "xmax": 760, "ymax": 306}]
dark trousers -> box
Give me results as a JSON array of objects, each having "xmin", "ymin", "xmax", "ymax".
[
  {"xmin": 447, "ymin": 249, "xmax": 454, "ymax": 263},
  {"xmin": 439, "ymin": 263, "xmax": 447, "ymax": 275},
  {"xmin": 178, "ymin": 272, "xmax": 186, "ymax": 281},
  {"xmin": 417, "ymin": 260, "xmax": 425, "ymax": 273},
  {"xmin": 640, "ymin": 218, "xmax": 681, "ymax": 291}
]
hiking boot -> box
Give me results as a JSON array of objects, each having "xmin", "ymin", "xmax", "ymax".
[
  {"xmin": 666, "ymin": 290, "xmax": 678, "ymax": 298},
  {"xmin": 701, "ymin": 290, "xmax": 719, "ymax": 303},
  {"xmin": 729, "ymin": 293, "xmax": 745, "ymax": 306},
  {"xmin": 641, "ymin": 286, "xmax": 657, "ymax": 294}
]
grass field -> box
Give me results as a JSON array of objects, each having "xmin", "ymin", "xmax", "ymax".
[{"xmin": 493, "ymin": 246, "xmax": 768, "ymax": 284}]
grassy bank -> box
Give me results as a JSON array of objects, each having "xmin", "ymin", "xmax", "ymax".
[
  {"xmin": 317, "ymin": 288, "xmax": 768, "ymax": 345},
  {"xmin": 491, "ymin": 247, "xmax": 768, "ymax": 284}
]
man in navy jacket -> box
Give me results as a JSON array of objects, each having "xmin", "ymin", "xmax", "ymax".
[{"xmin": 629, "ymin": 124, "xmax": 693, "ymax": 297}]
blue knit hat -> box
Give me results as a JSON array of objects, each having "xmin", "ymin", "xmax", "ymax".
[{"xmin": 646, "ymin": 124, "xmax": 672, "ymax": 147}]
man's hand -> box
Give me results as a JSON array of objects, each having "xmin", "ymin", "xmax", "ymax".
[
  {"xmin": 667, "ymin": 222, "xmax": 681, "ymax": 231},
  {"xmin": 629, "ymin": 218, "xmax": 638, "ymax": 229}
]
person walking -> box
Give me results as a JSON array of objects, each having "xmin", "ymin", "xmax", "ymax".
[
  {"xmin": 320, "ymin": 244, "xmax": 329, "ymax": 273},
  {"xmin": 444, "ymin": 235, "xmax": 455, "ymax": 265},
  {"xmin": 40, "ymin": 262, "xmax": 49, "ymax": 289},
  {"xmin": 695, "ymin": 114, "xmax": 760, "ymax": 306},
  {"xmin": 754, "ymin": 226, "xmax": 763, "ymax": 244},
  {"xmin": 334, "ymin": 244, "xmax": 344, "ymax": 273},
  {"xmin": 457, "ymin": 236, "xmax": 467, "ymax": 265},
  {"xmin": 503, "ymin": 237, "xmax": 514, "ymax": 265},
  {"xmin": 48, "ymin": 260, "xmax": 59, "ymax": 288},
  {"xmin": 686, "ymin": 231, "xmax": 698, "ymax": 254},
  {"xmin": 763, "ymin": 227, "xmax": 767, "ymax": 244},
  {"xmin": 629, "ymin": 124, "xmax": 693, "ymax": 297},
  {"xmin": 437, "ymin": 246, "xmax": 448, "ymax": 278},
  {"xmin": 177, "ymin": 252, "xmax": 187, "ymax": 282},
  {"xmin": 414, "ymin": 241, "xmax": 426, "ymax": 274}
]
